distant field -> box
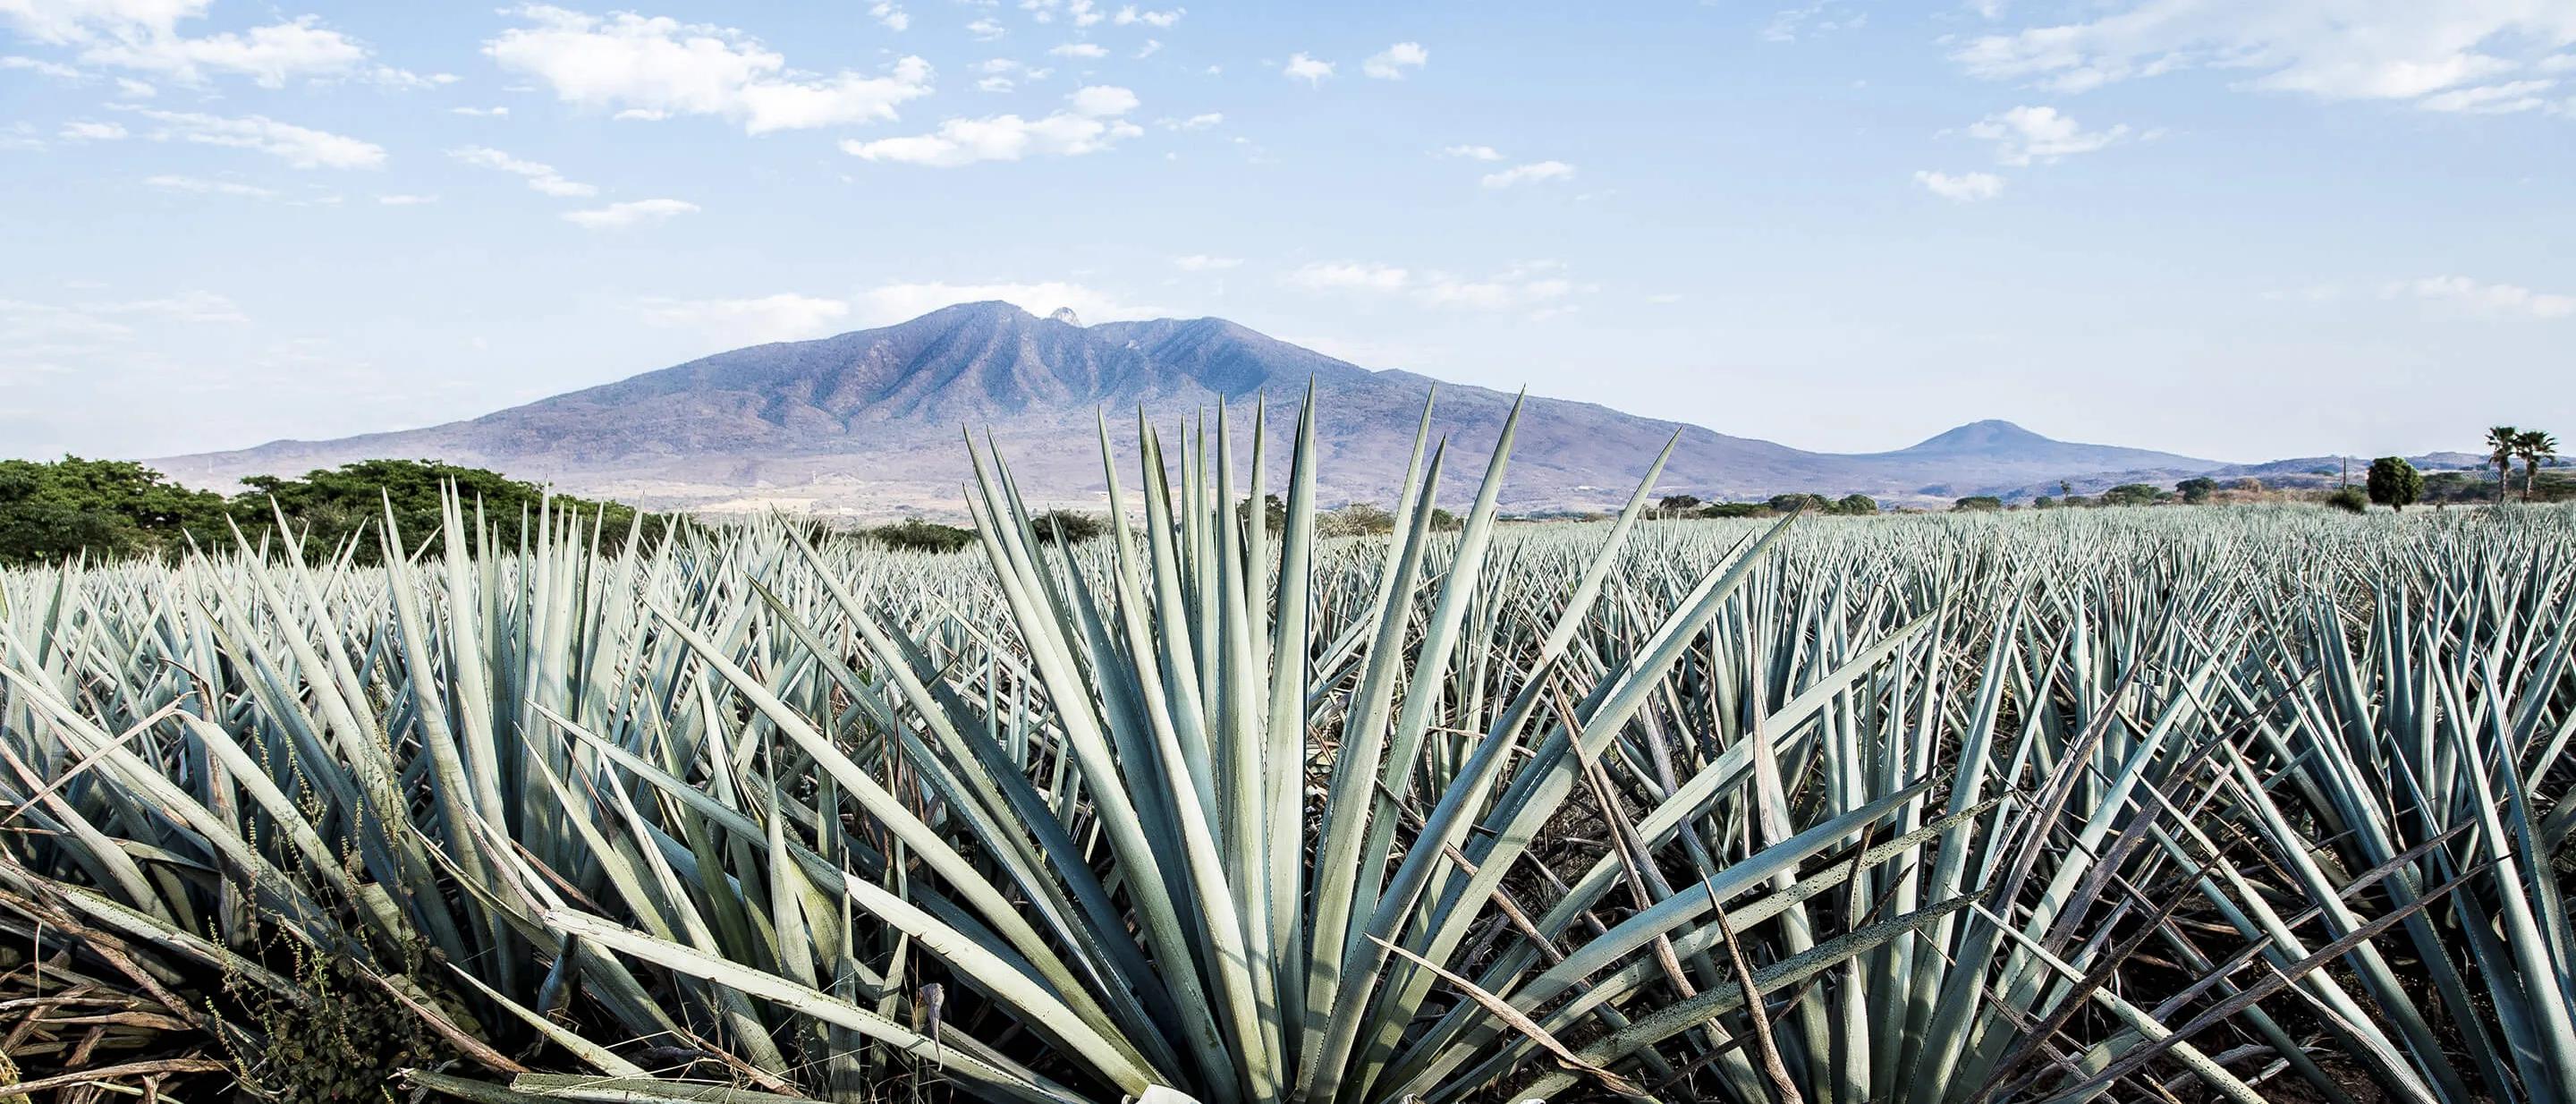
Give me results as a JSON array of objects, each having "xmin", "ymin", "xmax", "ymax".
[{"xmin": 2, "ymin": 410, "xmax": 2570, "ymax": 1103}]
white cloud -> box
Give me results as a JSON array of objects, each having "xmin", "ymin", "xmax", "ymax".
[
  {"xmin": 376, "ymin": 192, "xmax": 437, "ymax": 205},
  {"xmin": 640, "ymin": 293, "xmax": 851, "ymax": 344},
  {"xmin": 848, "ymin": 281, "xmax": 1161, "ymax": 326},
  {"xmin": 1172, "ymin": 254, "xmax": 1241, "ymax": 270},
  {"xmin": 451, "ymin": 105, "xmax": 511, "ymax": 117},
  {"xmin": 94, "ymin": 17, "xmax": 369, "ymax": 88},
  {"xmin": 562, "ymin": 198, "xmax": 699, "ymax": 229},
  {"xmin": 869, "ymin": 2, "xmax": 909, "ymax": 31},
  {"xmin": 1479, "ymin": 160, "xmax": 1574, "ymax": 188},
  {"xmin": 2, "ymin": 55, "xmax": 82, "ymax": 79},
  {"xmin": 2387, "ymin": 275, "xmax": 2575, "ymax": 318},
  {"xmin": 1068, "ymin": 83, "xmax": 1137, "ymax": 115},
  {"xmin": 979, "ymin": 76, "xmax": 1014, "ymax": 92},
  {"xmin": 449, "ymin": 146, "xmax": 595, "ymax": 197},
  {"xmin": 1157, "ymin": 111, "xmax": 1221, "ymax": 130},
  {"xmin": 1135, "ymin": 38, "xmax": 1160, "ymax": 59},
  {"xmin": 129, "ymin": 108, "xmax": 386, "ymax": 169},
  {"xmin": 1966, "ymin": 106, "xmax": 2130, "ymax": 166},
  {"xmin": 1953, "ymin": 1, "xmax": 2576, "ymax": 106},
  {"xmin": 1646, "ymin": 293, "xmax": 1684, "ymax": 304},
  {"xmin": 1114, "ymin": 5, "xmax": 1183, "ymax": 28},
  {"xmin": 1763, "ymin": 1, "xmax": 1866, "ymax": 43},
  {"xmin": 486, "ymin": 6, "xmax": 934, "ymax": 134},
  {"xmin": 2, "ymin": 3, "xmax": 377, "ymax": 88},
  {"xmin": 0, "ymin": 289, "xmax": 247, "ymax": 350},
  {"xmin": 59, "ymin": 120, "xmax": 127, "ymax": 140},
  {"xmin": 1439, "ymin": 144, "xmax": 1503, "ymax": 161},
  {"xmin": 113, "ymin": 75, "xmax": 153, "ymax": 97},
  {"xmin": 2418, "ymin": 80, "xmax": 2558, "ymax": 114},
  {"xmin": 1286, "ymin": 261, "xmax": 1410, "ymax": 293},
  {"xmin": 1362, "ymin": 41, "xmax": 1427, "ymax": 80},
  {"xmin": 143, "ymin": 174, "xmax": 275, "ymax": 199},
  {"xmin": 1019, "ymin": 0, "xmax": 1105, "ymax": 27},
  {"xmin": 1050, "ymin": 42, "xmax": 1106, "ymax": 58},
  {"xmin": 967, "ymin": 18, "xmax": 1004, "ymax": 40},
  {"xmin": 841, "ymin": 83, "xmax": 1142, "ymax": 166},
  {"xmin": 1283, "ymin": 53, "xmax": 1332, "ymax": 85},
  {"xmin": 1914, "ymin": 169, "xmax": 2005, "ymax": 201},
  {"xmin": 1287, "ymin": 259, "xmax": 1577, "ymax": 313}
]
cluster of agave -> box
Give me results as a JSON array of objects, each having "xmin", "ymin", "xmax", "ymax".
[{"xmin": 0, "ymin": 391, "xmax": 2571, "ymax": 1104}]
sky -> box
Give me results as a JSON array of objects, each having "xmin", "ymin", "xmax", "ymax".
[{"xmin": 3, "ymin": 0, "xmax": 2572, "ymax": 465}]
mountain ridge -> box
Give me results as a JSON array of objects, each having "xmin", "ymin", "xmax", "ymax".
[{"xmin": 153, "ymin": 301, "xmax": 2238, "ymax": 517}]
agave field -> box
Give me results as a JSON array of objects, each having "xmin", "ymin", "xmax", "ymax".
[{"xmin": 2, "ymin": 396, "xmax": 2572, "ymax": 1104}]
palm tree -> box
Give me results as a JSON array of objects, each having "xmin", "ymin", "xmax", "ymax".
[
  {"xmin": 2515, "ymin": 429, "xmax": 2558, "ymax": 502},
  {"xmin": 2486, "ymin": 425, "xmax": 2520, "ymax": 505}
]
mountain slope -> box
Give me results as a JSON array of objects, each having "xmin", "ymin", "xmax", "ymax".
[{"xmin": 153, "ymin": 302, "xmax": 2229, "ymax": 516}]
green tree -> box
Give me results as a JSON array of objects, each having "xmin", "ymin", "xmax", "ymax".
[
  {"xmin": 866, "ymin": 518, "xmax": 976, "ymax": 553},
  {"xmin": 2175, "ymin": 477, "xmax": 2218, "ymax": 505},
  {"xmin": 1028, "ymin": 508, "xmax": 1106, "ymax": 545},
  {"xmin": 2102, "ymin": 483, "xmax": 2165, "ymax": 506},
  {"xmin": 1655, "ymin": 494, "xmax": 1703, "ymax": 516},
  {"xmin": 1318, "ymin": 502, "xmax": 1396, "ymax": 537},
  {"xmin": 1952, "ymin": 496, "xmax": 2004, "ymax": 513},
  {"xmin": 231, "ymin": 458, "xmax": 655, "ymax": 563},
  {"xmin": 2365, "ymin": 456, "xmax": 2422, "ymax": 512},
  {"xmin": 2486, "ymin": 425, "xmax": 2520, "ymax": 505},
  {"xmin": 2031, "ymin": 496, "xmax": 2057, "ymax": 509},
  {"xmin": 1237, "ymin": 493, "xmax": 1286, "ymax": 533},
  {"xmin": 1833, "ymin": 493, "xmax": 1878, "ymax": 515},
  {"xmin": 2514, "ymin": 429, "xmax": 2557, "ymax": 503},
  {"xmin": 1767, "ymin": 493, "xmax": 1832, "ymax": 514},
  {"xmin": 0, "ymin": 456, "xmax": 228, "ymax": 565},
  {"xmin": 2324, "ymin": 487, "xmax": 2368, "ymax": 514}
]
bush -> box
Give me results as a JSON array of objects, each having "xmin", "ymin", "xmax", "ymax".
[
  {"xmin": 2324, "ymin": 487, "xmax": 2369, "ymax": 514},
  {"xmin": 1318, "ymin": 502, "xmax": 1397, "ymax": 537},
  {"xmin": 1030, "ymin": 508, "xmax": 1107, "ymax": 545},
  {"xmin": 1952, "ymin": 496, "xmax": 2004, "ymax": 513},
  {"xmin": 2102, "ymin": 483, "xmax": 2166, "ymax": 506},
  {"xmin": 2366, "ymin": 456, "xmax": 2423, "ymax": 512},
  {"xmin": 2176, "ymin": 477, "xmax": 2218, "ymax": 505},
  {"xmin": 0, "ymin": 456, "xmax": 227, "ymax": 565},
  {"xmin": 1833, "ymin": 493, "xmax": 1878, "ymax": 515},
  {"xmin": 2031, "ymin": 496, "xmax": 2057, "ymax": 509},
  {"xmin": 867, "ymin": 517, "xmax": 977, "ymax": 553},
  {"xmin": 1767, "ymin": 493, "xmax": 1832, "ymax": 515}
]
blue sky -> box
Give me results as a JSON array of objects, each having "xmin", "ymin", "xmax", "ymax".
[{"xmin": 4, "ymin": 0, "xmax": 2572, "ymax": 464}]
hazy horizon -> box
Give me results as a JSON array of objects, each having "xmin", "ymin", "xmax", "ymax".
[{"xmin": 6, "ymin": 1, "xmax": 2572, "ymax": 464}]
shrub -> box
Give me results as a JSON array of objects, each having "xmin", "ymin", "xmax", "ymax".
[
  {"xmin": 1767, "ymin": 493, "xmax": 1833, "ymax": 514},
  {"xmin": 2176, "ymin": 477, "xmax": 2218, "ymax": 504},
  {"xmin": 2102, "ymin": 483, "xmax": 2166, "ymax": 506},
  {"xmin": 867, "ymin": 517, "xmax": 977, "ymax": 552},
  {"xmin": 1952, "ymin": 496, "xmax": 2004, "ymax": 512},
  {"xmin": 2325, "ymin": 487, "xmax": 2369, "ymax": 514},
  {"xmin": 1319, "ymin": 502, "xmax": 1397, "ymax": 536},
  {"xmin": 1030, "ymin": 508, "xmax": 1107, "ymax": 545},
  {"xmin": 2366, "ymin": 456, "xmax": 2423, "ymax": 512}
]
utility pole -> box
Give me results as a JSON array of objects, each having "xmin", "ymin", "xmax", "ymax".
[{"xmin": 2341, "ymin": 455, "xmax": 2350, "ymax": 488}]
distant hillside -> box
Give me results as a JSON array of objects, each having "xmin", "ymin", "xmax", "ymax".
[{"xmin": 155, "ymin": 301, "xmax": 2236, "ymax": 517}]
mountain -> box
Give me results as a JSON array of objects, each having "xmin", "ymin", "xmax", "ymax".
[{"xmin": 153, "ymin": 302, "xmax": 2233, "ymax": 516}]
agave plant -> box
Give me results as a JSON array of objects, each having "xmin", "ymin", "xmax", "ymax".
[{"xmin": 0, "ymin": 394, "xmax": 2569, "ymax": 1104}]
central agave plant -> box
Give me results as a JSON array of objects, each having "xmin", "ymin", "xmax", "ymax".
[{"xmin": 479, "ymin": 391, "xmax": 2001, "ymax": 1104}]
